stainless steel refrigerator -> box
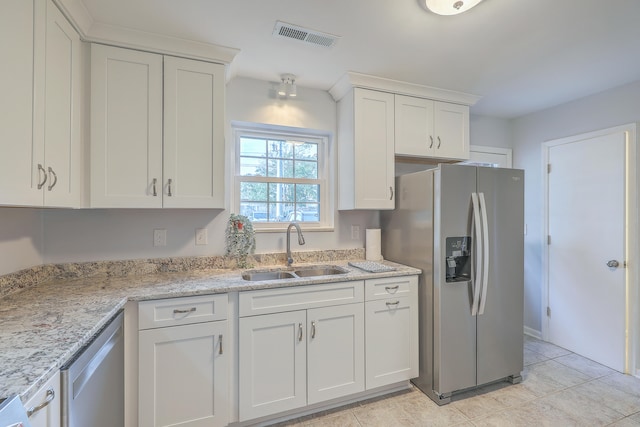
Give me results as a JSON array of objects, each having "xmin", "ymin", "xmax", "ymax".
[{"xmin": 381, "ymin": 164, "xmax": 524, "ymax": 405}]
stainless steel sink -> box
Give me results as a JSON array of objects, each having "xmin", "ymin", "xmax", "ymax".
[
  {"xmin": 293, "ymin": 266, "xmax": 348, "ymax": 277},
  {"xmin": 241, "ymin": 271, "xmax": 296, "ymax": 281},
  {"xmin": 241, "ymin": 265, "xmax": 348, "ymax": 281}
]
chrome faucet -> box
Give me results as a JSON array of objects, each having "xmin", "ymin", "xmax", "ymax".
[{"xmin": 286, "ymin": 222, "xmax": 306, "ymax": 266}]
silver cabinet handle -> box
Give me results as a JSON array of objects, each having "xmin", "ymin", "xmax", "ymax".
[
  {"xmin": 219, "ymin": 334, "xmax": 223, "ymax": 355},
  {"xmin": 167, "ymin": 178, "xmax": 173, "ymax": 197},
  {"xmin": 298, "ymin": 323, "xmax": 303, "ymax": 342},
  {"xmin": 27, "ymin": 388, "xmax": 55, "ymax": 417},
  {"xmin": 386, "ymin": 301, "xmax": 400, "ymax": 307},
  {"xmin": 385, "ymin": 285, "xmax": 399, "ymax": 292},
  {"xmin": 173, "ymin": 307, "xmax": 196, "ymax": 314},
  {"xmin": 607, "ymin": 260, "xmax": 620, "ymax": 268},
  {"xmin": 429, "ymin": 136, "xmax": 434, "ymax": 149},
  {"xmin": 389, "ymin": 186, "xmax": 394, "ymax": 200},
  {"xmin": 311, "ymin": 321, "xmax": 316, "ymax": 339},
  {"xmin": 152, "ymin": 178, "xmax": 158, "ymax": 196},
  {"xmin": 437, "ymin": 136, "xmax": 442, "ymax": 149},
  {"xmin": 37, "ymin": 164, "xmax": 47, "ymax": 189},
  {"xmin": 47, "ymin": 167, "xmax": 57, "ymax": 191}
]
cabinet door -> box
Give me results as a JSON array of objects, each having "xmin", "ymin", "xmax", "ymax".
[
  {"xmin": 307, "ymin": 303, "xmax": 364, "ymax": 404},
  {"xmin": 40, "ymin": 0, "xmax": 81, "ymax": 207},
  {"xmin": 353, "ymin": 88, "xmax": 395, "ymax": 209},
  {"xmin": 0, "ymin": 0, "xmax": 41, "ymax": 206},
  {"xmin": 139, "ymin": 321, "xmax": 228, "ymax": 427},
  {"xmin": 433, "ymin": 101, "xmax": 469, "ymax": 160},
  {"xmin": 163, "ymin": 57, "xmax": 225, "ymax": 208},
  {"xmin": 365, "ymin": 296, "xmax": 418, "ymax": 389},
  {"xmin": 394, "ymin": 95, "xmax": 435, "ymax": 157},
  {"xmin": 91, "ymin": 44, "xmax": 163, "ymax": 208},
  {"xmin": 239, "ymin": 311, "xmax": 307, "ymax": 421},
  {"xmin": 25, "ymin": 370, "xmax": 60, "ymax": 427}
]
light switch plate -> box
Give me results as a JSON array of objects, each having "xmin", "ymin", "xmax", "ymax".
[
  {"xmin": 195, "ymin": 228, "xmax": 208, "ymax": 245},
  {"xmin": 154, "ymin": 229, "xmax": 167, "ymax": 247}
]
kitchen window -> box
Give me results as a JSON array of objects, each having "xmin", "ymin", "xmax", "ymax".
[{"xmin": 233, "ymin": 123, "xmax": 331, "ymax": 230}]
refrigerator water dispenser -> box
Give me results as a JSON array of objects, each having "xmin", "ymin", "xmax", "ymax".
[{"xmin": 445, "ymin": 236, "xmax": 471, "ymax": 282}]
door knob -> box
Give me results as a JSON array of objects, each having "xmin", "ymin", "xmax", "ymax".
[{"xmin": 606, "ymin": 260, "xmax": 620, "ymax": 268}]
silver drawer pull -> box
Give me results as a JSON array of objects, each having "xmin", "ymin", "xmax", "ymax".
[
  {"xmin": 27, "ymin": 388, "xmax": 55, "ymax": 417},
  {"xmin": 298, "ymin": 323, "xmax": 303, "ymax": 342},
  {"xmin": 385, "ymin": 285, "xmax": 399, "ymax": 292},
  {"xmin": 219, "ymin": 334, "xmax": 223, "ymax": 355},
  {"xmin": 152, "ymin": 178, "xmax": 158, "ymax": 196},
  {"xmin": 311, "ymin": 321, "xmax": 316, "ymax": 339},
  {"xmin": 386, "ymin": 301, "xmax": 400, "ymax": 307},
  {"xmin": 173, "ymin": 307, "xmax": 196, "ymax": 314},
  {"xmin": 167, "ymin": 178, "xmax": 173, "ymax": 197}
]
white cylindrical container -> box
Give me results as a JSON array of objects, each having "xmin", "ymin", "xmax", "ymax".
[{"xmin": 365, "ymin": 228, "xmax": 383, "ymax": 261}]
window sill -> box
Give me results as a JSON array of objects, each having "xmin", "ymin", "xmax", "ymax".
[{"xmin": 254, "ymin": 225, "xmax": 335, "ymax": 233}]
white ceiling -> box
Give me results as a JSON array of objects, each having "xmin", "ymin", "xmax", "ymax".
[{"xmin": 79, "ymin": 0, "xmax": 640, "ymax": 118}]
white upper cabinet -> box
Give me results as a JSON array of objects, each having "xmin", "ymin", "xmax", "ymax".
[
  {"xmin": 163, "ymin": 56, "xmax": 225, "ymax": 208},
  {"xmin": 0, "ymin": 0, "xmax": 81, "ymax": 207},
  {"xmin": 90, "ymin": 44, "xmax": 164, "ymax": 208},
  {"xmin": 90, "ymin": 44, "xmax": 225, "ymax": 208},
  {"xmin": 395, "ymin": 94, "xmax": 469, "ymax": 160},
  {"xmin": 337, "ymin": 88, "xmax": 395, "ymax": 210}
]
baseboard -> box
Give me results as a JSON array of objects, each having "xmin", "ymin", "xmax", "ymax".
[{"xmin": 524, "ymin": 326, "xmax": 542, "ymax": 339}]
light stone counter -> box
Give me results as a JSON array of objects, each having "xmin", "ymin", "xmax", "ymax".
[{"xmin": 0, "ymin": 253, "xmax": 420, "ymax": 403}]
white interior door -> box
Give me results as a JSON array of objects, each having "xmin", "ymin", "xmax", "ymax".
[{"xmin": 545, "ymin": 128, "xmax": 628, "ymax": 372}]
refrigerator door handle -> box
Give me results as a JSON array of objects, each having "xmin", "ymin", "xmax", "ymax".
[
  {"xmin": 478, "ymin": 192, "xmax": 490, "ymax": 315},
  {"xmin": 471, "ymin": 192, "xmax": 483, "ymax": 316}
]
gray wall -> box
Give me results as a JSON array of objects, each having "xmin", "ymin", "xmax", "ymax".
[
  {"xmin": 0, "ymin": 208, "xmax": 43, "ymax": 275},
  {"xmin": 512, "ymin": 79, "xmax": 640, "ymax": 335}
]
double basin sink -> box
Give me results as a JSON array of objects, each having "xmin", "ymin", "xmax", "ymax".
[{"xmin": 242, "ymin": 265, "xmax": 348, "ymax": 281}]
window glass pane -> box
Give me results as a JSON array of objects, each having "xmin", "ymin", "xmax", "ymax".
[
  {"xmin": 296, "ymin": 184, "xmax": 319, "ymax": 203},
  {"xmin": 294, "ymin": 142, "xmax": 318, "ymax": 161},
  {"xmin": 240, "ymin": 137, "xmax": 266, "ymax": 157},
  {"xmin": 268, "ymin": 183, "xmax": 294, "ymax": 202},
  {"xmin": 241, "ymin": 202, "xmax": 269, "ymax": 222},
  {"xmin": 267, "ymin": 159, "xmax": 294, "ymax": 178},
  {"xmin": 268, "ymin": 140, "xmax": 293, "ymax": 159},
  {"xmin": 298, "ymin": 203, "xmax": 320, "ymax": 222},
  {"xmin": 240, "ymin": 182, "xmax": 267, "ymax": 202},
  {"xmin": 294, "ymin": 160, "xmax": 317, "ymax": 179},
  {"xmin": 240, "ymin": 157, "xmax": 266, "ymax": 177}
]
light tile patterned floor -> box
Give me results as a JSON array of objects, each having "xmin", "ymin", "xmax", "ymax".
[{"xmin": 274, "ymin": 336, "xmax": 640, "ymax": 426}]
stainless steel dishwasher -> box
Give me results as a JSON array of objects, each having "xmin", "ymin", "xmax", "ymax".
[{"xmin": 61, "ymin": 310, "xmax": 124, "ymax": 427}]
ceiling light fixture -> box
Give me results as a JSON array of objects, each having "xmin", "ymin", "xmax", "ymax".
[
  {"xmin": 278, "ymin": 74, "xmax": 297, "ymax": 98},
  {"xmin": 419, "ymin": 0, "xmax": 484, "ymax": 15}
]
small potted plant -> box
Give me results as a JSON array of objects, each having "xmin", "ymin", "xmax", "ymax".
[{"xmin": 225, "ymin": 213, "xmax": 256, "ymax": 268}]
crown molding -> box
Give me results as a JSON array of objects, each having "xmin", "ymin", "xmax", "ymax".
[
  {"xmin": 53, "ymin": 0, "xmax": 239, "ymax": 65},
  {"xmin": 329, "ymin": 71, "xmax": 481, "ymax": 106}
]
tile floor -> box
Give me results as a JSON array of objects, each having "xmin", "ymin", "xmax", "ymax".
[{"xmin": 275, "ymin": 335, "xmax": 640, "ymax": 426}]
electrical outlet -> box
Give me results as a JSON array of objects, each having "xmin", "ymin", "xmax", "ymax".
[
  {"xmin": 351, "ymin": 225, "xmax": 360, "ymax": 240},
  {"xmin": 195, "ymin": 228, "xmax": 208, "ymax": 245},
  {"xmin": 153, "ymin": 229, "xmax": 167, "ymax": 247}
]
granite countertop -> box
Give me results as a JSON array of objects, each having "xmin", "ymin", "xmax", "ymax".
[{"xmin": 0, "ymin": 258, "xmax": 420, "ymax": 403}]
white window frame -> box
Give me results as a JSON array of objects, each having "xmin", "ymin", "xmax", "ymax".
[{"xmin": 231, "ymin": 122, "xmax": 333, "ymax": 232}]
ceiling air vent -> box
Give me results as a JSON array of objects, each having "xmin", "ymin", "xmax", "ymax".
[{"xmin": 272, "ymin": 21, "xmax": 339, "ymax": 48}]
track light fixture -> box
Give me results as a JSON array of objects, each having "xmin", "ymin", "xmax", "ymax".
[{"xmin": 278, "ymin": 74, "xmax": 297, "ymax": 98}]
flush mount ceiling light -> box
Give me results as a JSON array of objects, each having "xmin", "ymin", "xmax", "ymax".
[
  {"xmin": 278, "ymin": 74, "xmax": 297, "ymax": 98},
  {"xmin": 419, "ymin": 0, "xmax": 485, "ymax": 15}
]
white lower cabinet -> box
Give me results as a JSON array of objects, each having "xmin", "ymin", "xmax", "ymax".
[
  {"xmin": 25, "ymin": 370, "xmax": 60, "ymax": 427},
  {"xmin": 365, "ymin": 276, "xmax": 419, "ymax": 389},
  {"xmin": 238, "ymin": 281, "xmax": 365, "ymax": 422},
  {"xmin": 238, "ymin": 310, "xmax": 307, "ymax": 420},
  {"xmin": 138, "ymin": 295, "xmax": 228, "ymax": 427}
]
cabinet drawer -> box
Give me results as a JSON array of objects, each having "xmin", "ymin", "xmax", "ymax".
[
  {"xmin": 239, "ymin": 281, "xmax": 364, "ymax": 317},
  {"xmin": 365, "ymin": 276, "xmax": 418, "ymax": 301},
  {"xmin": 139, "ymin": 294, "xmax": 227, "ymax": 330}
]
